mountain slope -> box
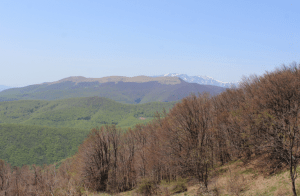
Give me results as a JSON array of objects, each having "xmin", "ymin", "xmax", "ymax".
[{"xmin": 0, "ymin": 76, "xmax": 225, "ymax": 103}]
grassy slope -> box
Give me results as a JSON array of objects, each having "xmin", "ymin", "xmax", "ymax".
[
  {"xmin": 0, "ymin": 97, "xmax": 176, "ymax": 129},
  {"xmin": 198, "ymin": 158, "xmax": 300, "ymax": 196}
]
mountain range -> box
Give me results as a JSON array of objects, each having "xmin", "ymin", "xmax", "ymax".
[
  {"xmin": 154, "ymin": 73, "xmax": 236, "ymax": 88},
  {"xmin": 0, "ymin": 85, "xmax": 11, "ymax": 92},
  {"xmin": 0, "ymin": 76, "xmax": 225, "ymax": 104}
]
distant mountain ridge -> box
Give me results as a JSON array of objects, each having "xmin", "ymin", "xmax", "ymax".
[
  {"xmin": 43, "ymin": 75, "xmax": 181, "ymax": 85},
  {"xmin": 0, "ymin": 76, "xmax": 225, "ymax": 104},
  {"xmin": 0, "ymin": 85, "xmax": 12, "ymax": 92},
  {"xmin": 154, "ymin": 73, "xmax": 236, "ymax": 88}
]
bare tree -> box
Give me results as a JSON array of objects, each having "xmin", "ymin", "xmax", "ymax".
[
  {"xmin": 240, "ymin": 63, "xmax": 300, "ymax": 196},
  {"xmin": 76, "ymin": 126, "xmax": 112, "ymax": 191},
  {"xmin": 0, "ymin": 160, "xmax": 11, "ymax": 195},
  {"xmin": 159, "ymin": 94, "xmax": 214, "ymax": 187}
]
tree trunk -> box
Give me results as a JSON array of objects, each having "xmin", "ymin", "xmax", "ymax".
[
  {"xmin": 291, "ymin": 177, "xmax": 297, "ymax": 196},
  {"xmin": 204, "ymin": 163, "xmax": 208, "ymax": 188},
  {"xmin": 290, "ymin": 162, "xmax": 297, "ymax": 196}
]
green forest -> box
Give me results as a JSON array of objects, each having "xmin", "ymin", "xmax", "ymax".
[
  {"xmin": 0, "ymin": 97, "xmax": 175, "ymax": 167},
  {"xmin": 0, "ymin": 96, "xmax": 175, "ymax": 129},
  {"xmin": 0, "ymin": 124, "xmax": 89, "ymax": 166}
]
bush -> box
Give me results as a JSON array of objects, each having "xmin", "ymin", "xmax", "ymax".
[
  {"xmin": 136, "ymin": 179, "xmax": 158, "ymax": 196},
  {"xmin": 170, "ymin": 178, "xmax": 188, "ymax": 194}
]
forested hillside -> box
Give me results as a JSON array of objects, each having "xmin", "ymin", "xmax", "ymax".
[
  {"xmin": 0, "ymin": 64, "xmax": 299, "ymax": 195},
  {"xmin": 0, "ymin": 97, "xmax": 175, "ymax": 167},
  {"xmin": 0, "ymin": 96, "xmax": 175, "ymax": 129},
  {"xmin": 0, "ymin": 76, "xmax": 225, "ymax": 104},
  {"xmin": 0, "ymin": 124, "xmax": 89, "ymax": 167}
]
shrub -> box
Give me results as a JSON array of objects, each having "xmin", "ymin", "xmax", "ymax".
[
  {"xmin": 197, "ymin": 183, "xmax": 220, "ymax": 196},
  {"xmin": 170, "ymin": 178, "xmax": 188, "ymax": 194},
  {"xmin": 136, "ymin": 178, "xmax": 158, "ymax": 196}
]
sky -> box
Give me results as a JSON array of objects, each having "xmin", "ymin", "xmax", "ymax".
[{"xmin": 1, "ymin": 0, "xmax": 299, "ymax": 87}]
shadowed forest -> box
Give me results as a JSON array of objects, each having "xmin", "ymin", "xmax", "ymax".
[{"xmin": 1, "ymin": 64, "xmax": 300, "ymax": 195}]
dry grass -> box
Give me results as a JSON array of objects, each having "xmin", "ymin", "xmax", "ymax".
[
  {"xmin": 46, "ymin": 76, "xmax": 181, "ymax": 85},
  {"xmin": 92, "ymin": 158, "xmax": 300, "ymax": 196},
  {"xmin": 205, "ymin": 158, "xmax": 297, "ymax": 196}
]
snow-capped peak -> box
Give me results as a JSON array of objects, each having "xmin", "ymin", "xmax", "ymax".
[
  {"xmin": 154, "ymin": 73, "xmax": 236, "ymax": 88},
  {"xmin": 164, "ymin": 73, "xmax": 180, "ymax": 77}
]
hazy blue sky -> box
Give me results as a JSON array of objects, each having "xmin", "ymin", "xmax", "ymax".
[{"xmin": 1, "ymin": 0, "xmax": 299, "ymax": 86}]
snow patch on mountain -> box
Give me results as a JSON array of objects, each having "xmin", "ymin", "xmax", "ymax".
[{"xmin": 155, "ymin": 73, "xmax": 237, "ymax": 88}]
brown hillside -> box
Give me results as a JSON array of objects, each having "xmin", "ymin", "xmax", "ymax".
[{"xmin": 43, "ymin": 75, "xmax": 181, "ymax": 85}]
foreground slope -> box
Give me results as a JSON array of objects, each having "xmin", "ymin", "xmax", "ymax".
[
  {"xmin": 114, "ymin": 158, "xmax": 299, "ymax": 196},
  {"xmin": 0, "ymin": 76, "xmax": 225, "ymax": 103}
]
